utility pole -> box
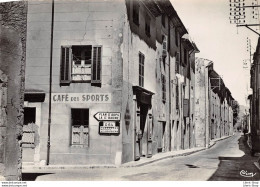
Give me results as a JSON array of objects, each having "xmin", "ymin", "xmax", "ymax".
[
  {"xmin": 229, "ymin": 0, "xmax": 260, "ymax": 35},
  {"xmin": 47, "ymin": 0, "xmax": 55, "ymax": 166}
]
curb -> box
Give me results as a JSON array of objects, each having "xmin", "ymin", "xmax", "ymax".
[
  {"xmin": 121, "ymin": 147, "xmax": 206, "ymax": 168},
  {"xmin": 22, "ymin": 135, "xmax": 233, "ymax": 171},
  {"xmin": 121, "ymin": 135, "xmax": 232, "ymax": 168},
  {"xmin": 22, "ymin": 165, "xmax": 117, "ymax": 170}
]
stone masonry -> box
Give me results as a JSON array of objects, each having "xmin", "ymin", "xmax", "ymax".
[{"xmin": 0, "ymin": 1, "xmax": 27, "ymax": 181}]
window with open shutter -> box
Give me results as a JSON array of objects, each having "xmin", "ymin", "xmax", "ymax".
[
  {"xmin": 139, "ymin": 52, "xmax": 144, "ymax": 87},
  {"xmin": 60, "ymin": 46, "xmax": 72, "ymax": 85},
  {"xmin": 183, "ymin": 99, "xmax": 189, "ymax": 117},
  {"xmin": 60, "ymin": 45, "xmax": 102, "ymax": 86},
  {"xmin": 162, "ymin": 74, "xmax": 166, "ymax": 103},
  {"xmin": 176, "ymin": 84, "xmax": 179, "ymax": 110},
  {"xmin": 91, "ymin": 46, "xmax": 102, "ymax": 85}
]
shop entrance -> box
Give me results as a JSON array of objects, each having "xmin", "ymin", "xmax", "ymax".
[
  {"xmin": 157, "ymin": 121, "xmax": 166, "ymax": 152},
  {"xmin": 22, "ymin": 107, "xmax": 37, "ymax": 162},
  {"xmin": 133, "ymin": 86, "xmax": 154, "ymax": 161}
]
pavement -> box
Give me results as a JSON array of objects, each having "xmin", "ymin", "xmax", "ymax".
[
  {"xmin": 22, "ymin": 133, "xmax": 260, "ymax": 181},
  {"xmin": 22, "ymin": 135, "xmax": 232, "ymax": 172}
]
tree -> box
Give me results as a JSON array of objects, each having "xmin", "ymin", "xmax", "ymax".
[{"xmin": 232, "ymin": 100, "xmax": 240, "ymax": 126}]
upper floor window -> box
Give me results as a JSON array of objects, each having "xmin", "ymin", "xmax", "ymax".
[
  {"xmin": 175, "ymin": 52, "xmax": 180, "ymax": 74},
  {"xmin": 184, "ymin": 49, "xmax": 188, "ymax": 65},
  {"xmin": 60, "ymin": 45, "xmax": 102, "ymax": 86},
  {"xmin": 176, "ymin": 84, "xmax": 179, "ymax": 109},
  {"xmin": 162, "ymin": 14, "xmax": 165, "ymax": 27},
  {"xmin": 145, "ymin": 16, "xmax": 151, "ymax": 37},
  {"xmin": 162, "ymin": 74, "xmax": 166, "ymax": 103},
  {"xmin": 162, "ymin": 35, "xmax": 167, "ymax": 58},
  {"xmin": 139, "ymin": 52, "xmax": 145, "ymax": 87},
  {"xmin": 133, "ymin": 1, "xmax": 139, "ymax": 26},
  {"xmin": 175, "ymin": 28, "xmax": 179, "ymax": 47}
]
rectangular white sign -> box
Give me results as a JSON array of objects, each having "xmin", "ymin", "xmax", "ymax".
[
  {"xmin": 94, "ymin": 112, "xmax": 121, "ymax": 121},
  {"xmin": 100, "ymin": 121, "xmax": 119, "ymax": 134},
  {"xmin": 52, "ymin": 93, "xmax": 111, "ymax": 103}
]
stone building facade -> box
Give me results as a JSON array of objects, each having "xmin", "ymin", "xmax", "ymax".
[
  {"xmin": 249, "ymin": 37, "xmax": 260, "ymax": 156},
  {"xmin": 23, "ymin": 0, "xmax": 204, "ymax": 166},
  {"xmin": 195, "ymin": 58, "xmax": 234, "ymax": 148},
  {"xmin": 23, "ymin": 0, "xmax": 235, "ymax": 166},
  {"xmin": 0, "ymin": 1, "xmax": 27, "ymax": 181}
]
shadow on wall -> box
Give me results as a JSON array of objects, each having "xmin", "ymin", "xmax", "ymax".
[
  {"xmin": 208, "ymin": 135, "xmax": 260, "ymax": 181},
  {"xmin": 22, "ymin": 173, "xmax": 54, "ymax": 181}
]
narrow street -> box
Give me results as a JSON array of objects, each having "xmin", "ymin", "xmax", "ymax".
[{"xmin": 22, "ymin": 133, "xmax": 260, "ymax": 181}]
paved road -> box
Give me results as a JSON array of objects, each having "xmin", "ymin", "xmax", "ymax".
[{"xmin": 22, "ymin": 133, "xmax": 260, "ymax": 181}]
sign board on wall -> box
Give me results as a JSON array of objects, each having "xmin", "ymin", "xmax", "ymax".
[
  {"xmin": 99, "ymin": 121, "xmax": 120, "ymax": 135},
  {"xmin": 94, "ymin": 112, "xmax": 121, "ymax": 121},
  {"xmin": 52, "ymin": 93, "xmax": 111, "ymax": 103},
  {"xmin": 94, "ymin": 112, "xmax": 121, "ymax": 135}
]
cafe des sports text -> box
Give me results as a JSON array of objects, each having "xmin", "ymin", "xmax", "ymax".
[{"xmin": 52, "ymin": 93, "xmax": 112, "ymax": 103}]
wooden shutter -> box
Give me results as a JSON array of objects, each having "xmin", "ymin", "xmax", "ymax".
[
  {"xmin": 60, "ymin": 46, "xmax": 72, "ymax": 85},
  {"xmin": 183, "ymin": 99, "xmax": 189, "ymax": 117},
  {"xmin": 91, "ymin": 46, "xmax": 102, "ymax": 85}
]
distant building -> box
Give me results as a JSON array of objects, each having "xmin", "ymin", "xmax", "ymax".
[
  {"xmin": 195, "ymin": 58, "xmax": 235, "ymax": 148},
  {"xmin": 249, "ymin": 37, "xmax": 260, "ymax": 156}
]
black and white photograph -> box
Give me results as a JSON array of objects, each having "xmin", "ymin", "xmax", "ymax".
[{"xmin": 0, "ymin": 0, "xmax": 259, "ymax": 184}]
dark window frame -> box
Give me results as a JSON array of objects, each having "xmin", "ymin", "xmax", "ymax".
[
  {"xmin": 145, "ymin": 16, "xmax": 151, "ymax": 37},
  {"xmin": 162, "ymin": 73, "xmax": 166, "ymax": 103},
  {"xmin": 133, "ymin": 1, "xmax": 140, "ymax": 26},
  {"xmin": 139, "ymin": 52, "xmax": 145, "ymax": 87},
  {"xmin": 60, "ymin": 45, "xmax": 102, "ymax": 86},
  {"xmin": 71, "ymin": 108, "xmax": 89, "ymax": 147},
  {"xmin": 175, "ymin": 28, "xmax": 179, "ymax": 47},
  {"xmin": 175, "ymin": 52, "xmax": 180, "ymax": 74},
  {"xmin": 176, "ymin": 84, "xmax": 179, "ymax": 109},
  {"xmin": 162, "ymin": 14, "xmax": 166, "ymax": 27}
]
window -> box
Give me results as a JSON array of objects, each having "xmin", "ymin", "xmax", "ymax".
[
  {"xmin": 175, "ymin": 52, "xmax": 180, "ymax": 74},
  {"xmin": 145, "ymin": 16, "xmax": 151, "ymax": 37},
  {"xmin": 183, "ymin": 99, "xmax": 189, "ymax": 117},
  {"xmin": 133, "ymin": 1, "xmax": 139, "ymax": 26},
  {"xmin": 139, "ymin": 52, "xmax": 145, "ymax": 87},
  {"xmin": 71, "ymin": 109, "xmax": 89, "ymax": 146},
  {"xmin": 22, "ymin": 107, "xmax": 36, "ymax": 147},
  {"xmin": 162, "ymin": 74, "xmax": 166, "ymax": 103},
  {"xmin": 176, "ymin": 84, "xmax": 179, "ymax": 109},
  {"xmin": 162, "ymin": 35, "xmax": 167, "ymax": 57},
  {"xmin": 162, "ymin": 14, "xmax": 165, "ymax": 27},
  {"xmin": 175, "ymin": 28, "xmax": 179, "ymax": 47},
  {"xmin": 60, "ymin": 45, "xmax": 102, "ymax": 85}
]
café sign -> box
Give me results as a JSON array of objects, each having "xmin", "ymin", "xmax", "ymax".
[{"xmin": 52, "ymin": 93, "xmax": 111, "ymax": 103}]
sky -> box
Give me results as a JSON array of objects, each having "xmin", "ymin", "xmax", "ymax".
[
  {"xmin": 0, "ymin": 0, "xmax": 258, "ymax": 106},
  {"xmin": 171, "ymin": 0, "xmax": 260, "ymax": 106}
]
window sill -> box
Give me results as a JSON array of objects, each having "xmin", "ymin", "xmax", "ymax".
[
  {"xmin": 71, "ymin": 80, "xmax": 91, "ymax": 83},
  {"xmin": 70, "ymin": 144, "xmax": 89, "ymax": 148}
]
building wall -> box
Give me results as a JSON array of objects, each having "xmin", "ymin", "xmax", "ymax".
[
  {"xmin": 25, "ymin": 0, "xmax": 126, "ymax": 165},
  {"xmin": 194, "ymin": 58, "xmax": 209, "ymax": 147},
  {"xmin": 0, "ymin": 1, "xmax": 27, "ymax": 180}
]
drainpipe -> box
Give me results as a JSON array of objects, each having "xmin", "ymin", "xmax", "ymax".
[
  {"xmin": 47, "ymin": 0, "xmax": 55, "ymax": 165},
  {"xmin": 168, "ymin": 18, "xmax": 171, "ymax": 151},
  {"xmin": 188, "ymin": 49, "xmax": 194, "ymax": 149},
  {"xmin": 179, "ymin": 34, "xmax": 183, "ymax": 150}
]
